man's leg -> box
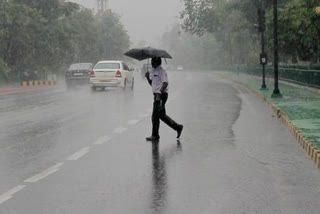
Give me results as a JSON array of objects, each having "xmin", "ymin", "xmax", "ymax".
[
  {"xmin": 146, "ymin": 96, "xmax": 161, "ymax": 141},
  {"xmin": 159, "ymin": 108, "xmax": 180, "ymax": 131},
  {"xmin": 159, "ymin": 94, "xmax": 183, "ymax": 138},
  {"xmin": 152, "ymin": 100, "xmax": 161, "ymax": 137}
]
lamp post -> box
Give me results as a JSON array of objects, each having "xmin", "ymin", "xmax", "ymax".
[
  {"xmin": 271, "ymin": 0, "xmax": 282, "ymax": 98},
  {"xmin": 258, "ymin": 5, "xmax": 267, "ymax": 90},
  {"xmin": 261, "ymin": 31, "xmax": 267, "ymax": 89}
]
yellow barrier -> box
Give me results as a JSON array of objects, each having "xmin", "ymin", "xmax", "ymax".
[{"xmin": 21, "ymin": 80, "xmax": 56, "ymax": 87}]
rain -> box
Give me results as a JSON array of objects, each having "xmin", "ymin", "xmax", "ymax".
[{"xmin": 0, "ymin": 0, "xmax": 320, "ymax": 213}]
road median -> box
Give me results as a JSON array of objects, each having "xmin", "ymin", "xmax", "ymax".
[
  {"xmin": 0, "ymin": 83, "xmax": 59, "ymax": 96},
  {"xmin": 21, "ymin": 80, "xmax": 57, "ymax": 87},
  {"xmin": 222, "ymin": 72, "xmax": 320, "ymax": 170}
]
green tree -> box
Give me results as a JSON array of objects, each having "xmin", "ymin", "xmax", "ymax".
[
  {"xmin": 0, "ymin": 2, "xmax": 45, "ymax": 72},
  {"xmin": 0, "ymin": 0, "xmax": 130, "ymax": 82},
  {"xmin": 181, "ymin": 0, "xmax": 320, "ymax": 65},
  {"xmin": 0, "ymin": 57, "xmax": 9, "ymax": 82},
  {"xmin": 96, "ymin": 10, "xmax": 130, "ymax": 60},
  {"xmin": 180, "ymin": 0, "xmax": 260, "ymax": 65},
  {"xmin": 275, "ymin": 0, "xmax": 320, "ymax": 62},
  {"xmin": 12, "ymin": 0, "xmax": 61, "ymax": 20}
]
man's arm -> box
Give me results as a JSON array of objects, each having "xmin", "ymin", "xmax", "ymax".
[
  {"xmin": 160, "ymin": 82, "xmax": 168, "ymax": 93},
  {"xmin": 160, "ymin": 68, "xmax": 169, "ymax": 93},
  {"xmin": 145, "ymin": 72, "xmax": 152, "ymax": 86}
]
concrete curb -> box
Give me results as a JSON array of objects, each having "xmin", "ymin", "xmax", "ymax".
[
  {"xmin": 232, "ymin": 79, "xmax": 320, "ymax": 171},
  {"xmin": 0, "ymin": 84, "xmax": 59, "ymax": 96}
]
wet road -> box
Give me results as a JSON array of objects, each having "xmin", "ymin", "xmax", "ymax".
[{"xmin": 0, "ymin": 71, "xmax": 319, "ymax": 213}]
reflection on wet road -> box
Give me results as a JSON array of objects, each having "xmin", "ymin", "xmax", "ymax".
[{"xmin": 151, "ymin": 141, "xmax": 182, "ymax": 213}]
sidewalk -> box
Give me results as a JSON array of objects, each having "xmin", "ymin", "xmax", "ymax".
[{"xmin": 223, "ymin": 72, "xmax": 320, "ymax": 152}]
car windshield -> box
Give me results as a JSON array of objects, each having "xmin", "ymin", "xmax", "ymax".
[
  {"xmin": 68, "ymin": 63, "xmax": 92, "ymax": 70},
  {"xmin": 94, "ymin": 63, "xmax": 120, "ymax": 69}
]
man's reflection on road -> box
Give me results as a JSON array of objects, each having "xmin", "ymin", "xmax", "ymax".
[{"xmin": 150, "ymin": 140, "xmax": 182, "ymax": 214}]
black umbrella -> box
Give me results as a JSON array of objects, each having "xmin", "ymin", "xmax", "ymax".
[{"xmin": 124, "ymin": 47, "xmax": 172, "ymax": 61}]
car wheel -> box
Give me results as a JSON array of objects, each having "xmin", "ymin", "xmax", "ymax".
[{"xmin": 91, "ymin": 86, "xmax": 96, "ymax": 91}]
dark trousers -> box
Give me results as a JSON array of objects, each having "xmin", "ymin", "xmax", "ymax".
[{"xmin": 152, "ymin": 93, "xmax": 180, "ymax": 137}]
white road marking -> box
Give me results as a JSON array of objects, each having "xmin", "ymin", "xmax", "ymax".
[
  {"xmin": 138, "ymin": 113, "xmax": 149, "ymax": 118},
  {"xmin": 113, "ymin": 127, "xmax": 127, "ymax": 134},
  {"xmin": 93, "ymin": 136, "xmax": 111, "ymax": 145},
  {"xmin": 24, "ymin": 163, "xmax": 63, "ymax": 183},
  {"xmin": 67, "ymin": 147, "xmax": 90, "ymax": 161},
  {"xmin": 0, "ymin": 185, "xmax": 26, "ymax": 205},
  {"xmin": 127, "ymin": 119, "xmax": 140, "ymax": 125}
]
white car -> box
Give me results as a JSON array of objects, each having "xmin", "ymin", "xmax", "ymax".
[
  {"xmin": 90, "ymin": 60, "xmax": 134, "ymax": 91},
  {"xmin": 177, "ymin": 66, "xmax": 184, "ymax": 71}
]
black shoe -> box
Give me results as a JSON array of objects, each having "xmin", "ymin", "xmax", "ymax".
[
  {"xmin": 146, "ymin": 136, "xmax": 160, "ymax": 141},
  {"xmin": 177, "ymin": 125, "xmax": 183, "ymax": 139}
]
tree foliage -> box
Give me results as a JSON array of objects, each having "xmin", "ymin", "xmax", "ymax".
[
  {"xmin": 0, "ymin": 57, "xmax": 9, "ymax": 82},
  {"xmin": 275, "ymin": 0, "xmax": 320, "ymax": 62},
  {"xmin": 161, "ymin": 24, "xmax": 220, "ymax": 69},
  {"xmin": 0, "ymin": 0, "xmax": 130, "ymax": 78},
  {"xmin": 180, "ymin": 0, "xmax": 320, "ymax": 65},
  {"xmin": 180, "ymin": 0, "xmax": 260, "ymax": 66}
]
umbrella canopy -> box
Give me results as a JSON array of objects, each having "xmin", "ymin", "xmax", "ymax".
[{"xmin": 124, "ymin": 47, "xmax": 172, "ymax": 61}]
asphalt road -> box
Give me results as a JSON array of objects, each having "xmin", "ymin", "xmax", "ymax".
[{"xmin": 0, "ymin": 71, "xmax": 319, "ymax": 214}]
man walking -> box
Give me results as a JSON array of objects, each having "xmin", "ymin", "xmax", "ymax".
[{"xmin": 145, "ymin": 57, "xmax": 183, "ymax": 141}]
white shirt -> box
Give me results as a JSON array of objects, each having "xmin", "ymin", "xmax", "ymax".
[{"xmin": 152, "ymin": 66, "xmax": 169, "ymax": 93}]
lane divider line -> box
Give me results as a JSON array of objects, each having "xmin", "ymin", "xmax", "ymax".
[
  {"xmin": 93, "ymin": 136, "xmax": 111, "ymax": 145},
  {"xmin": 113, "ymin": 127, "xmax": 128, "ymax": 134},
  {"xmin": 138, "ymin": 113, "xmax": 149, "ymax": 118},
  {"xmin": 0, "ymin": 185, "xmax": 26, "ymax": 205},
  {"xmin": 67, "ymin": 147, "xmax": 90, "ymax": 161},
  {"xmin": 0, "ymin": 106, "xmax": 167, "ymax": 206},
  {"xmin": 127, "ymin": 119, "xmax": 140, "ymax": 125},
  {"xmin": 24, "ymin": 163, "xmax": 64, "ymax": 183}
]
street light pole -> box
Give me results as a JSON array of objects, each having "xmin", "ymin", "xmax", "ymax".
[
  {"xmin": 261, "ymin": 31, "xmax": 267, "ymax": 89},
  {"xmin": 256, "ymin": 4, "xmax": 267, "ymax": 90},
  {"xmin": 258, "ymin": 4, "xmax": 267, "ymax": 90},
  {"xmin": 272, "ymin": 0, "xmax": 282, "ymax": 97}
]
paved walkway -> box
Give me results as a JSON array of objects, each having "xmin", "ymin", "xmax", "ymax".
[{"xmin": 224, "ymin": 72, "xmax": 320, "ymax": 150}]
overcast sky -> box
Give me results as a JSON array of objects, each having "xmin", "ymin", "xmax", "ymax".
[{"xmin": 71, "ymin": 0, "xmax": 183, "ymax": 46}]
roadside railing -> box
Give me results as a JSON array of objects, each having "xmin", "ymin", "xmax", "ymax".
[{"xmin": 234, "ymin": 65, "xmax": 320, "ymax": 89}]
